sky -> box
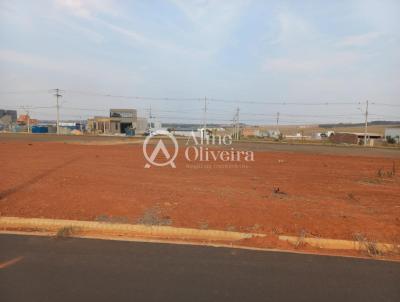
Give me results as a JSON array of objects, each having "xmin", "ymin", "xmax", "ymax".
[{"xmin": 0, "ymin": 0, "xmax": 399, "ymax": 125}]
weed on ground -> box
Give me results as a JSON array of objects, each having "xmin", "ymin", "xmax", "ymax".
[
  {"xmin": 137, "ymin": 206, "xmax": 172, "ymax": 226},
  {"xmin": 55, "ymin": 226, "xmax": 76, "ymax": 239}
]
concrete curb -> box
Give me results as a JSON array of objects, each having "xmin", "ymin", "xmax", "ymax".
[
  {"xmin": 0, "ymin": 217, "xmax": 265, "ymax": 242},
  {"xmin": 279, "ymin": 235, "xmax": 400, "ymax": 254},
  {"xmin": 2, "ymin": 217, "xmax": 398, "ymax": 256}
]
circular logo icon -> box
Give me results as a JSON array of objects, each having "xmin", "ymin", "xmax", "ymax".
[{"xmin": 143, "ymin": 133, "xmax": 178, "ymax": 168}]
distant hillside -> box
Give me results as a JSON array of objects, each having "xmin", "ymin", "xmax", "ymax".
[{"xmin": 319, "ymin": 121, "xmax": 400, "ymax": 128}]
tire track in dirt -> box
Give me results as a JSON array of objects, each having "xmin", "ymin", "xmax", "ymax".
[{"xmin": 0, "ymin": 157, "xmax": 80, "ymax": 200}]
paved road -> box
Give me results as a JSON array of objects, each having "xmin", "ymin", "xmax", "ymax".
[{"xmin": 0, "ymin": 234, "xmax": 399, "ymax": 302}]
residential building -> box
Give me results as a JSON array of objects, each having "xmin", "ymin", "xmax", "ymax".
[
  {"xmin": 87, "ymin": 109, "xmax": 139, "ymax": 135},
  {"xmin": 0, "ymin": 109, "xmax": 17, "ymax": 123},
  {"xmin": 110, "ymin": 109, "xmax": 137, "ymax": 134}
]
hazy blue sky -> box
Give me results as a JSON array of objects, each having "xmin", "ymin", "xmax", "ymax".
[{"xmin": 0, "ymin": 0, "xmax": 399, "ymax": 124}]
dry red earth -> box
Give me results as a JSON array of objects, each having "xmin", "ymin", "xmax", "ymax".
[{"xmin": 1, "ymin": 136, "xmax": 400, "ymax": 258}]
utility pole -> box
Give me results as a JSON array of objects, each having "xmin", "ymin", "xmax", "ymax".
[
  {"xmin": 232, "ymin": 107, "xmax": 240, "ymax": 140},
  {"xmin": 22, "ymin": 106, "xmax": 31, "ymax": 134},
  {"xmin": 203, "ymin": 96, "xmax": 207, "ymax": 139},
  {"xmin": 276, "ymin": 112, "xmax": 280, "ymax": 133},
  {"xmin": 26, "ymin": 108, "xmax": 30, "ymax": 134},
  {"xmin": 53, "ymin": 88, "xmax": 62, "ymax": 135},
  {"xmin": 236, "ymin": 107, "xmax": 240, "ymax": 141},
  {"xmin": 232, "ymin": 114, "xmax": 237, "ymax": 140},
  {"xmin": 364, "ymin": 100, "xmax": 369, "ymax": 146},
  {"xmin": 148, "ymin": 105, "xmax": 152, "ymax": 131}
]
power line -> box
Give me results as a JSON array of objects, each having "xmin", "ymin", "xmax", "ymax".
[
  {"xmin": 9, "ymin": 104, "xmax": 395, "ymax": 118},
  {"xmin": 7, "ymin": 104, "xmax": 399, "ymax": 122},
  {"xmin": 369, "ymin": 103, "xmax": 400, "ymax": 107},
  {"xmin": 2, "ymin": 88, "xmax": 398, "ymax": 126},
  {"xmin": 2, "ymin": 88, "xmax": 400, "ymax": 107},
  {"xmin": 64, "ymin": 90, "xmax": 202, "ymax": 102},
  {"xmin": 60, "ymin": 89, "xmax": 400, "ymax": 107},
  {"xmin": 208, "ymin": 98, "xmax": 357, "ymax": 105},
  {"xmin": 0, "ymin": 90, "xmax": 50, "ymax": 94}
]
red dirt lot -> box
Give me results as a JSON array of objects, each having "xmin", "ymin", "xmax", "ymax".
[{"xmin": 1, "ymin": 138, "xmax": 400, "ymax": 258}]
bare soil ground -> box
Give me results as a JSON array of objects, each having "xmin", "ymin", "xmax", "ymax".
[{"xmin": 1, "ymin": 134, "xmax": 399, "ymax": 258}]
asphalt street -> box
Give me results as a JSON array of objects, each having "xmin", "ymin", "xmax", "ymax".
[{"xmin": 0, "ymin": 234, "xmax": 399, "ymax": 301}]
